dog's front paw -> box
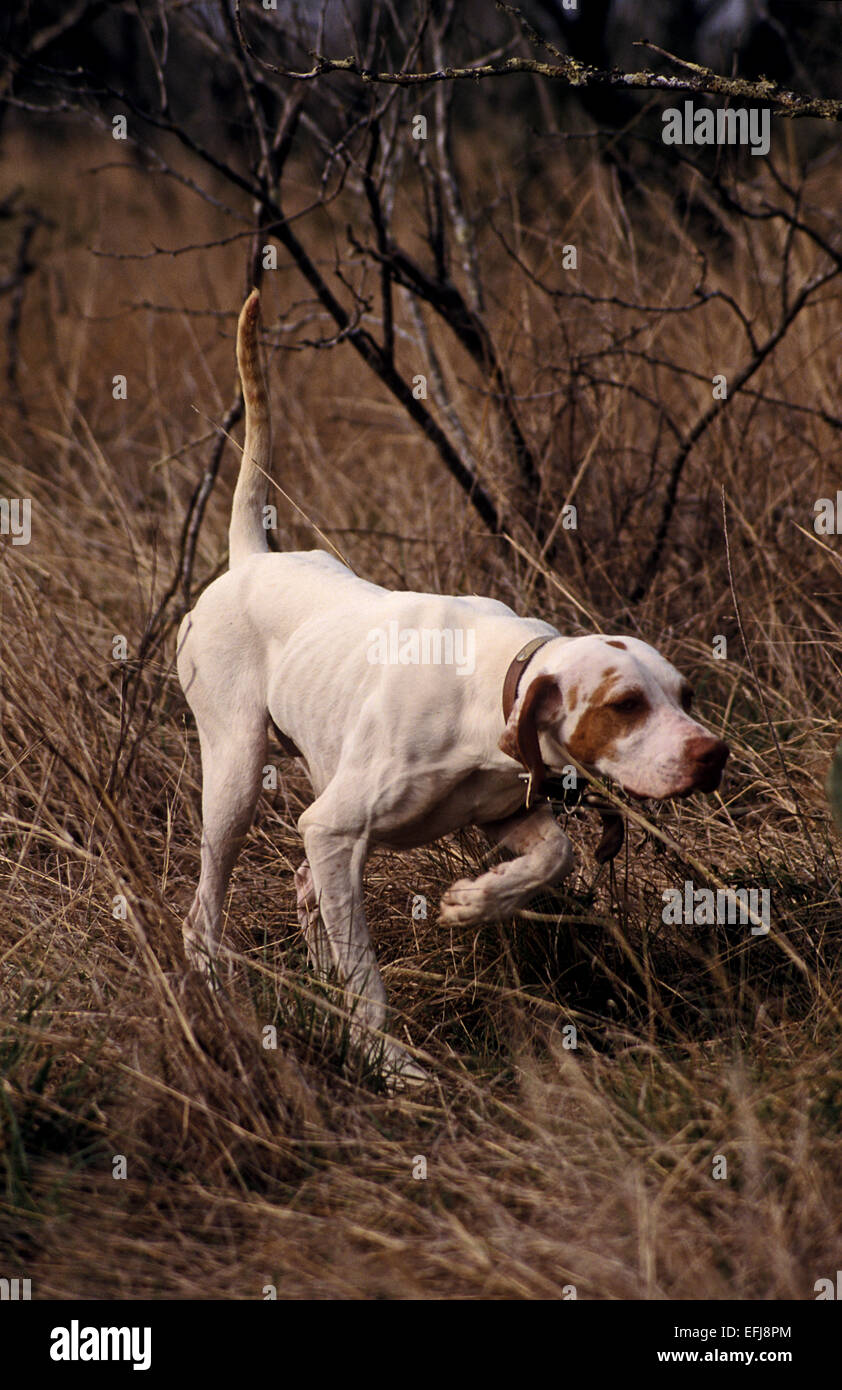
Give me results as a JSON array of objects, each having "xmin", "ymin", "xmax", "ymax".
[
  {"xmin": 183, "ymin": 929, "xmax": 210, "ymax": 973},
  {"xmin": 182, "ymin": 929, "xmax": 230, "ymax": 986},
  {"xmin": 439, "ymin": 876, "xmax": 494, "ymax": 927},
  {"xmin": 379, "ymin": 1040, "xmax": 430, "ymax": 1093}
]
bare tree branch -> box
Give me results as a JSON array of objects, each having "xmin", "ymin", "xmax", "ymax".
[
  {"xmin": 630, "ymin": 262, "xmax": 841, "ymax": 604},
  {"xmin": 233, "ymin": 0, "xmax": 842, "ymax": 122}
]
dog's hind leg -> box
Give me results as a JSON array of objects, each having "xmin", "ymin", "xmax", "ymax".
[{"xmin": 183, "ymin": 722, "xmax": 267, "ymax": 973}]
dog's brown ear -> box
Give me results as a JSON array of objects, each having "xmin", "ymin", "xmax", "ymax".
[{"xmin": 499, "ymin": 674, "xmax": 563, "ymax": 800}]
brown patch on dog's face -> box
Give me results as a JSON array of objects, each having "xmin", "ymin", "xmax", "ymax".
[
  {"xmin": 565, "ymin": 671, "xmax": 651, "ymax": 766},
  {"xmin": 566, "ymin": 681, "xmax": 579, "ymax": 713},
  {"xmin": 605, "ymin": 640, "xmax": 627, "ymax": 650}
]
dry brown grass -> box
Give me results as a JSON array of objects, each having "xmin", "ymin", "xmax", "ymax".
[{"xmin": 2, "ymin": 123, "xmax": 842, "ymax": 1300}]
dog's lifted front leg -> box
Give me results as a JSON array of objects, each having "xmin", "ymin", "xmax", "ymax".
[
  {"xmin": 439, "ymin": 803, "xmax": 574, "ymax": 927},
  {"xmin": 298, "ymin": 802, "xmax": 427, "ymax": 1086}
]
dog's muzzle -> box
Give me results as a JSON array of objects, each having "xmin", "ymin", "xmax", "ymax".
[{"xmin": 680, "ymin": 736, "xmax": 729, "ymax": 795}]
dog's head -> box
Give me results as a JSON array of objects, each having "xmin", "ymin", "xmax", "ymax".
[{"xmin": 499, "ymin": 634, "xmax": 728, "ymax": 800}]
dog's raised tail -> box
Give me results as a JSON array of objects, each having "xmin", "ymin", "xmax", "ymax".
[{"xmin": 229, "ymin": 288, "xmax": 271, "ymax": 568}]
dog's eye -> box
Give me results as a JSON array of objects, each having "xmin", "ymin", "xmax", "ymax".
[
  {"xmin": 681, "ymin": 686, "xmax": 694, "ymax": 712},
  {"xmin": 611, "ymin": 694, "xmax": 643, "ymax": 714}
]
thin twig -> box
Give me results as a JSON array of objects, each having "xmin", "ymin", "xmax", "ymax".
[{"xmin": 233, "ymin": 0, "xmax": 842, "ymax": 122}]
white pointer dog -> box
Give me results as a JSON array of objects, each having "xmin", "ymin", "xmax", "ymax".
[{"xmin": 177, "ymin": 291, "xmax": 728, "ymax": 1081}]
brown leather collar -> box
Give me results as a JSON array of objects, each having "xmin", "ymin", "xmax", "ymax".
[{"xmin": 502, "ymin": 634, "xmax": 558, "ymax": 723}]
